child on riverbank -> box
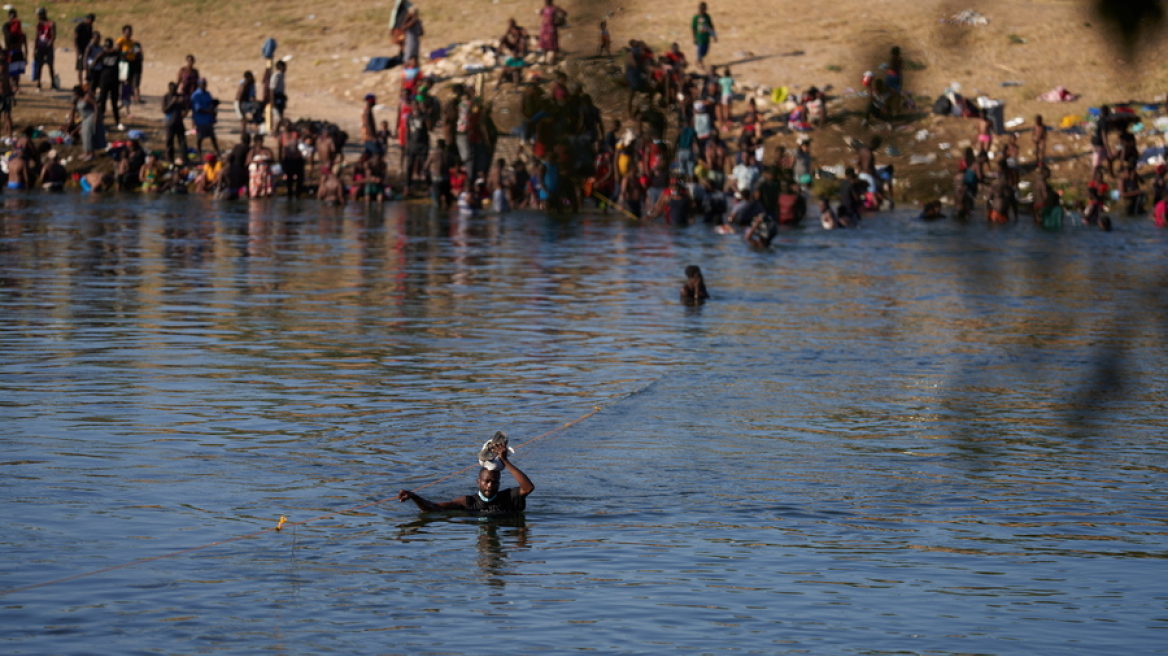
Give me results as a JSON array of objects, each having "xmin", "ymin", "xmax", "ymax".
[
  {"xmin": 597, "ymin": 20, "xmax": 611, "ymax": 57},
  {"xmin": 717, "ymin": 67, "xmax": 734, "ymax": 132},
  {"xmin": 976, "ymin": 114, "xmax": 992, "ymax": 154}
]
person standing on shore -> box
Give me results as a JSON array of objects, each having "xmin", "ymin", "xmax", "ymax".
[
  {"xmin": 161, "ymin": 81, "xmax": 189, "ymax": 165},
  {"xmin": 277, "ymin": 119, "xmax": 306, "ymax": 198},
  {"xmin": 73, "ymin": 13, "xmax": 94, "ymax": 87},
  {"xmin": 404, "ymin": 95, "xmax": 430, "ymax": 195},
  {"xmin": 75, "ymin": 84, "xmax": 95, "ymax": 161},
  {"xmin": 400, "ymin": 7, "xmax": 422, "ymax": 64},
  {"xmin": 114, "ymin": 25, "xmax": 142, "ymax": 104},
  {"xmin": 538, "ymin": 0, "xmax": 567, "ymax": 65},
  {"xmin": 4, "ymin": 8, "xmax": 28, "ymax": 94},
  {"xmin": 176, "ymin": 54, "xmax": 199, "ymax": 106},
  {"xmin": 362, "ymin": 93, "xmax": 382, "ymax": 158},
  {"xmin": 0, "ymin": 51, "xmax": 13, "ymax": 139},
  {"xmin": 691, "ymin": 2, "xmax": 716, "ymax": 71},
  {"xmin": 1032, "ymin": 114, "xmax": 1047, "ymax": 170},
  {"xmin": 82, "ymin": 30, "xmax": 102, "ymax": 89},
  {"xmin": 235, "ymin": 70, "xmax": 258, "ymax": 137},
  {"xmin": 32, "ymin": 8, "xmax": 56, "ymax": 92},
  {"xmin": 190, "ymin": 79, "xmax": 219, "ymax": 157},
  {"xmin": 95, "ymin": 37, "xmax": 122, "ymax": 130},
  {"xmin": 270, "ymin": 60, "xmax": 287, "ymax": 126}
]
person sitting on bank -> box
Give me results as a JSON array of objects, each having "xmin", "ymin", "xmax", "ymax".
[{"xmin": 398, "ymin": 442, "xmax": 533, "ymax": 515}]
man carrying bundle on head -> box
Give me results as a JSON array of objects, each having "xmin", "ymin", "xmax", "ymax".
[{"xmin": 398, "ymin": 432, "xmax": 534, "ymax": 515}]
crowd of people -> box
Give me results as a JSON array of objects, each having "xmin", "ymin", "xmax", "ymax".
[
  {"xmin": 0, "ymin": 2, "xmax": 1164, "ymax": 234},
  {"xmin": 948, "ymin": 101, "xmax": 1156, "ymax": 231}
]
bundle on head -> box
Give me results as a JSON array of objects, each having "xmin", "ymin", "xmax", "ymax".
[{"xmin": 477, "ymin": 431, "xmax": 512, "ymax": 470}]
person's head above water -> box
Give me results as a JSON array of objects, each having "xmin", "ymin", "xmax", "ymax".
[{"xmin": 478, "ymin": 467, "xmax": 502, "ymax": 498}]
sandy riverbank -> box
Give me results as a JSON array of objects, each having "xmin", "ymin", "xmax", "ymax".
[{"xmin": 7, "ymin": 0, "xmax": 1168, "ymax": 202}]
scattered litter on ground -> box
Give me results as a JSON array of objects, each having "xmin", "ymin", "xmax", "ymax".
[
  {"xmin": 1139, "ymin": 147, "xmax": 1165, "ymax": 167},
  {"xmin": 945, "ymin": 10, "xmax": 989, "ymax": 26},
  {"xmin": 1038, "ymin": 86, "xmax": 1078, "ymax": 102}
]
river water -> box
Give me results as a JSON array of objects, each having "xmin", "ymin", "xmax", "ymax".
[{"xmin": 2, "ymin": 195, "xmax": 1167, "ymax": 654}]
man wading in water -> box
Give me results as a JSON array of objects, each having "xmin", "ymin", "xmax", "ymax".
[{"xmin": 398, "ymin": 443, "xmax": 534, "ymax": 515}]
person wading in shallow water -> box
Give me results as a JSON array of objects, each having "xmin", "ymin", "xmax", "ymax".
[{"xmin": 398, "ymin": 443, "xmax": 534, "ymax": 515}]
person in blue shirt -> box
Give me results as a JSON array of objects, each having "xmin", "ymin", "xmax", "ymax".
[{"xmin": 189, "ymin": 78, "xmax": 220, "ymax": 158}]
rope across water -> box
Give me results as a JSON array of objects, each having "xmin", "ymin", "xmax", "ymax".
[{"xmin": 0, "ymin": 380, "xmax": 660, "ymax": 598}]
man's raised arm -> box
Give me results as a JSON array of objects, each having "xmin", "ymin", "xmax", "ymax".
[{"xmin": 497, "ymin": 448, "xmax": 534, "ymax": 497}]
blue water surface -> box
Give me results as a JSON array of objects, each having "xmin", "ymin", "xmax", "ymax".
[{"xmin": 2, "ymin": 195, "xmax": 1167, "ymax": 654}]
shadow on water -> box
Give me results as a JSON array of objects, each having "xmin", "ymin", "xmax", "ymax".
[{"xmin": 940, "ymin": 227, "xmax": 1168, "ymax": 447}]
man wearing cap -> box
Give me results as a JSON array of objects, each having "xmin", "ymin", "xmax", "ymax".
[
  {"xmin": 31, "ymin": 7, "xmax": 55, "ymax": 91},
  {"xmin": 397, "ymin": 442, "xmax": 534, "ymax": 515},
  {"xmin": 361, "ymin": 93, "xmax": 382, "ymax": 157},
  {"xmin": 73, "ymin": 13, "xmax": 94, "ymax": 87}
]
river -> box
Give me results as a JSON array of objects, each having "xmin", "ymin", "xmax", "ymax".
[{"xmin": 2, "ymin": 194, "xmax": 1166, "ymax": 654}]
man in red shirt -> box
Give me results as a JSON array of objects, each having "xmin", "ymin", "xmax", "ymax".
[{"xmin": 32, "ymin": 7, "xmax": 56, "ymax": 91}]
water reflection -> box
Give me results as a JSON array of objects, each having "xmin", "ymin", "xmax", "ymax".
[{"xmin": 392, "ymin": 514, "xmax": 529, "ymax": 587}]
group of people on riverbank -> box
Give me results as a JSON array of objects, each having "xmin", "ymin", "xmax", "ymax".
[
  {"xmin": 453, "ymin": 1, "xmax": 882, "ymax": 240},
  {"xmin": 1, "ymin": 0, "xmax": 1165, "ymax": 234},
  {"xmin": 952, "ymin": 102, "xmax": 1159, "ymax": 231}
]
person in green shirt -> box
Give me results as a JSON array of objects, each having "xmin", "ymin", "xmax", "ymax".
[{"xmin": 691, "ymin": 2, "xmax": 716, "ymax": 70}]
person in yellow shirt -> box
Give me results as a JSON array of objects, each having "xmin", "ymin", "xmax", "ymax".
[
  {"xmin": 113, "ymin": 24, "xmax": 142, "ymax": 103},
  {"xmin": 193, "ymin": 153, "xmax": 224, "ymax": 193}
]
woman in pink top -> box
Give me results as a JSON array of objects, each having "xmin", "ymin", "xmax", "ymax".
[{"xmin": 538, "ymin": 0, "xmax": 567, "ymax": 64}]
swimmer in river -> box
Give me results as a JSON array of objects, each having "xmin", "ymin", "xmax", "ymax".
[
  {"xmin": 398, "ymin": 441, "xmax": 533, "ymax": 515},
  {"xmin": 680, "ymin": 265, "xmax": 710, "ymax": 303},
  {"xmin": 919, "ymin": 200, "xmax": 945, "ymax": 221}
]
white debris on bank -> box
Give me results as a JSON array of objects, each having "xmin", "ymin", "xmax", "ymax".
[{"xmin": 945, "ymin": 10, "xmax": 989, "ymax": 27}]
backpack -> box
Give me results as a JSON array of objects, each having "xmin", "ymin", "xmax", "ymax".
[{"xmin": 932, "ymin": 95, "xmax": 951, "ymax": 116}]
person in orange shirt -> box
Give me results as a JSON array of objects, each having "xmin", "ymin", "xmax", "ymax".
[{"xmin": 113, "ymin": 24, "xmax": 142, "ymax": 103}]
